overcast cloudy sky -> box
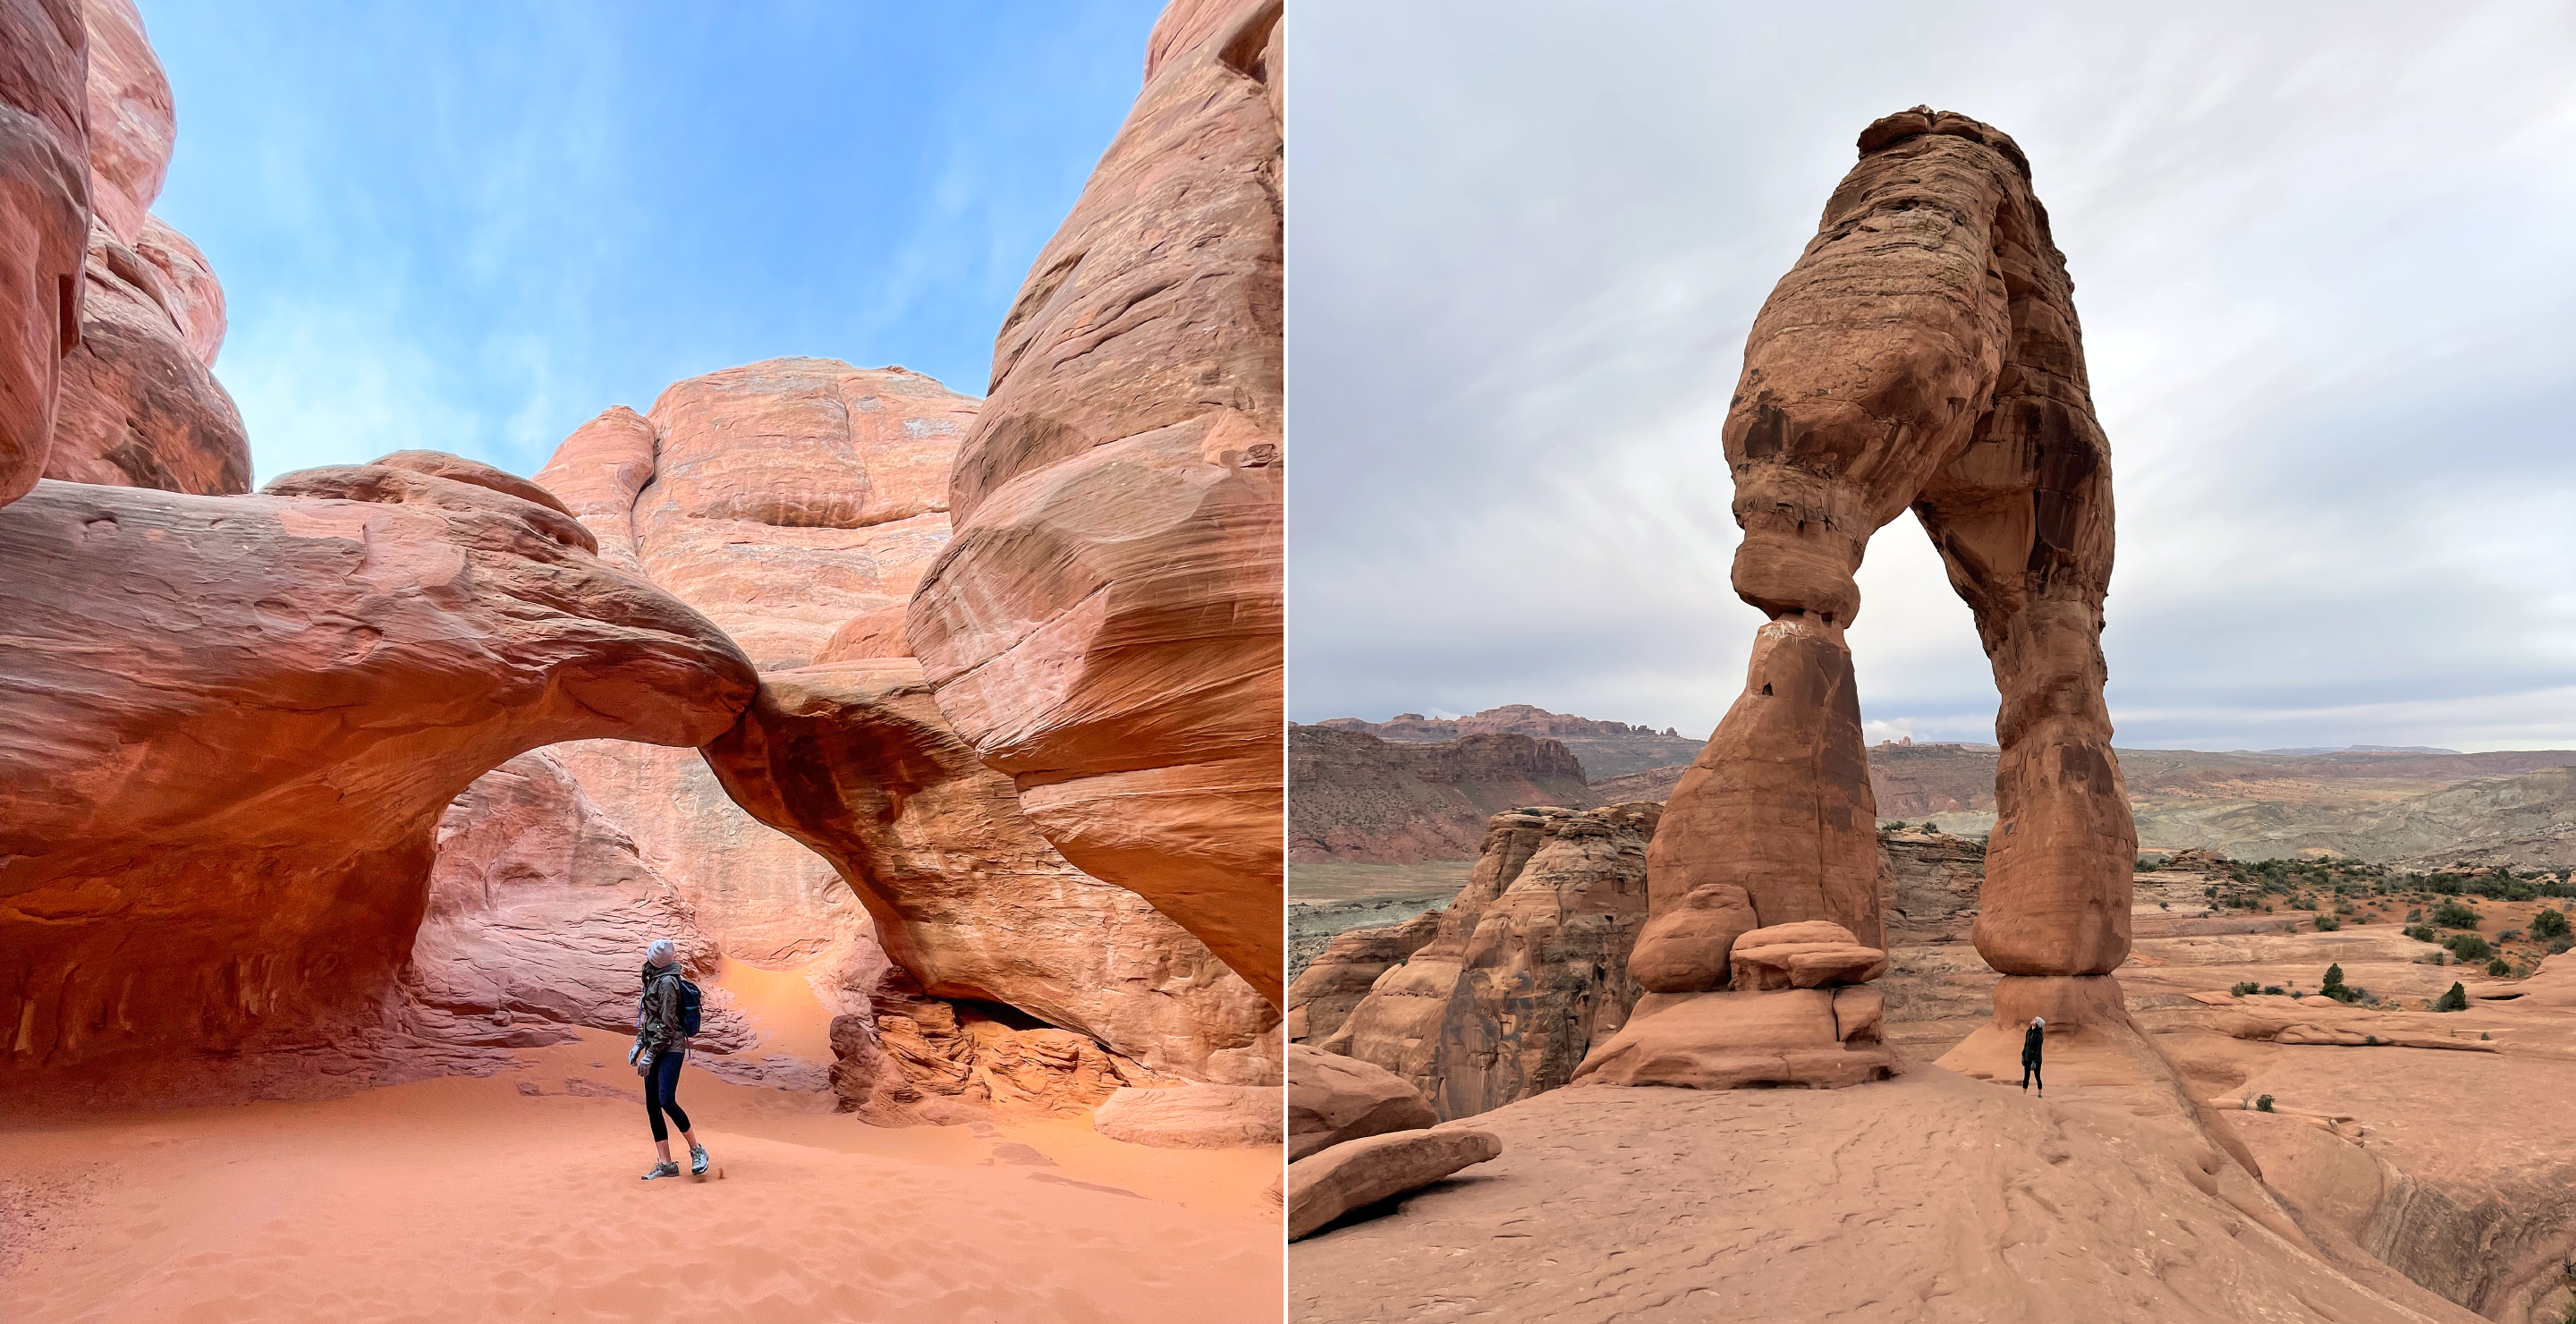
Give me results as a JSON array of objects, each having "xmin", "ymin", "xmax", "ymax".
[
  {"xmin": 147, "ymin": 0, "xmax": 1160, "ymax": 485},
  {"xmin": 1287, "ymin": 0, "xmax": 2576, "ymax": 753}
]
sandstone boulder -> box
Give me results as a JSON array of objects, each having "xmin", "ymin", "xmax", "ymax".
[
  {"xmin": 0, "ymin": 462, "xmax": 757, "ymax": 1080},
  {"xmin": 1571, "ymin": 989, "xmax": 1896, "ymax": 1091},
  {"xmin": 1286, "ymin": 1044, "xmax": 1435, "ymax": 1162},
  {"xmin": 1727, "ymin": 921, "xmax": 1890, "ymax": 991},
  {"xmin": 1287, "ymin": 1126, "xmax": 1503, "ymax": 1241},
  {"xmin": 1094, "ymin": 1082, "xmax": 1285, "ymax": 1150},
  {"xmin": 0, "ymin": 0, "xmax": 93, "ymax": 506},
  {"xmin": 77, "ymin": 0, "xmax": 169, "ymax": 247},
  {"xmin": 906, "ymin": 0, "xmax": 1283, "ymax": 1003},
  {"xmin": 1627, "ymin": 882, "xmax": 1756, "ymax": 993},
  {"xmin": 701, "ymin": 658, "xmax": 1276, "ymax": 1080},
  {"xmin": 131, "ymin": 214, "xmax": 220, "ymax": 365}
]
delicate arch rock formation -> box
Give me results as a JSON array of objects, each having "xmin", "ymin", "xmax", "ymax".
[{"xmin": 1600, "ymin": 106, "xmax": 2136, "ymax": 1087}]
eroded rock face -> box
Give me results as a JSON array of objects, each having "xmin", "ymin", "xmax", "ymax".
[
  {"xmin": 534, "ymin": 360, "xmax": 975, "ymax": 672},
  {"xmin": 77, "ymin": 0, "xmax": 166, "ymax": 248},
  {"xmin": 1093, "ymin": 1082, "xmax": 1285, "ymax": 1149},
  {"xmin": 1284, "ymin": 907, "xmax": 1439, "ymax": 1044},
  {"xmin": 700, "ymin": 658, "xmax": 1278, "ymax": 1081},
  {"xmin": 907, "ymin": 0, "xmax": 1284, "ymax": 1004},
  {"xmin": 0, "ymin": 0, "xmax": 92, "ymax": 506},
  {"xmin": 0, "ymin": 462, "xmax": 758, "ymax": 1078},
  {"xmin": 1317, "ymin": 804, "xmax": 1661, "ymax": 1120},
  {"xmin": 1648, "ymin": 106, "xmax": 2134, "ymax": 1064},
  {"xmin": 1287, "ymin": 1126, "xmax": 1502, "ymax": 1242}
]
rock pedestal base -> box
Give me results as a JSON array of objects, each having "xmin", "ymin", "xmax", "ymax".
[
  {"xmin": 1990, "ymin": 973, "xmax": 2132, "ymax": 1031},
  {"xmin": 1570, "ymin": 988, "xmax": 1894, "ymax": 1091}
]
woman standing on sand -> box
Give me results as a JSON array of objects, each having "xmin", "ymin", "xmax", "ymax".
[
  {"xmin": 633, "ymin": 938, "xmax": 709, "ymax": 1180},
  {"xmin": 2021, "ymin": 1015, "xmax": 2046, "ymax": 1097}
]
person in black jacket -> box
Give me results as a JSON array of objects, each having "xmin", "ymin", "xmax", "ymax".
[
  {"xmin": 2020, "ymin": 1015, "xmax": 2046, "ymax": 1096},
  {"xmin": 631, "ymin": 938, "xmax": 708, "ymax": 1179}
]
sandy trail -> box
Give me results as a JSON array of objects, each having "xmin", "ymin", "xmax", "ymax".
[{"xmin": 0, "ymin": 1029, "xmax": 1282, "ymax": 1323}]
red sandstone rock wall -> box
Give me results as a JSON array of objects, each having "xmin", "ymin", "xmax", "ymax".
[
  {"xmin": 906, "ymin": 0, "xmax": 1284, "ymax": 1003},
  {"xmin": 0, "ymin": 0, "xmax": 93, "ymax": 506}
]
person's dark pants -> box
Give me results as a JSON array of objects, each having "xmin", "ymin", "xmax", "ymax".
[
  {"xmin": 644, "ymin": 1048, "xmax": 691, "ymax": 1142},
  {"xmin": 2021, "ymin": 1059, "xmax": 2042, "ymax": 1091}
]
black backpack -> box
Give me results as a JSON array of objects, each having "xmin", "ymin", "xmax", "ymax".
[{"xmin": 677, "ymin": 975, "xmax": 703, "ymax": 1036}]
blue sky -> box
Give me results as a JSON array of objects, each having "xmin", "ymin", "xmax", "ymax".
[
  {"xmin": 1288, "ymin": 0, "xmax": 2576, "ymax": 753},
  {"xmin": 145, "ymin": 0, "xmax": 1162, "ymax": 484}
]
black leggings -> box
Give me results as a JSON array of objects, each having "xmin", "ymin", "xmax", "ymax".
[
  {"xmin": 2021, "ymin": 1059, "xmax": 2042, "ymax": 1091},
  {"xmin": 644, "ymin": 1048, "xmax": 691, "ymax": 1142}
]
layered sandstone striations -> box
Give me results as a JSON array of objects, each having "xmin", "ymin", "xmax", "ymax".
[
  {"xmin": 40, "ymin": 0, "xmax": 245, "ymax": 495},
  {"xmin": 702, "ymin": 658, "xmax": 1277, "ymax": 1082},
  {"xmin": 536, "ymin": 360, "xmax": 976, "ymax": 670},
  {"xmin": 1308, "ymin": 804, "xmax": 1661, "ymax": 1120},
  {"xmin": 906, "ymin": 0, "xmax": 1284, "ymax": 1003},
  {"xmin": 0, "ymin": 0, "xmax": 93, "ymax": 506},
  {"xmin": 1316, "ymin": 705, "xmax": 1703, "ymax": 778},
  {"xmin": 1289, "ymin": 724, "xmax": 1592, "ymax": 863},
  {"xmin": 0, "ymin": 457, "xmax": 758, "ymax": 1082}
]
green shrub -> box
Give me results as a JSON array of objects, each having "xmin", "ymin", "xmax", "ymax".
[
  {"xmin": 2434, "ymin": 899, "xmax": 2482, "ymax": 929},
  {"xmin": 2445, "ymin": 933, "xmax": 2493, "ymax": 963},
  {"xmin": 2500, "ymin": 929, "xmax": 2523, "ymax": 942},
  {"xmin": 2551, "ymin": 937, "xmax": 2574, "ymax": 955},
  {"xmin": 2436, "ymin": 982, "xmax": 2469, "ymax": 1012},
  {"xmin": 2260, "ymin": 984, "xmax": 2285, "ymax": 996},
  {"xmin": 2404, "ymin": 924, "xmax": 2436, "ymax": 942},
  {"xmin": 2230, "ymin": 981, "xmax": 2260, "ymax": 996},
  {"xmin": 2425, "ymin": 952, "xmax": 2445, "ymax": 966},
  {"xmin": 2405, "ymin": 907, "xmax": 2422, "ymax": 921},
  {"xmin": 2314, "ymin": 914, "xmax": 2341, "ymax": 931},
  {"xmin": 1922, "ymin": 822, "xmax": 1938, "ymax": 834},
  {"xmin": 2256, "ymin": 1094, "xmax": 2275, "ymax": 1113},
  {"xmin": 2488, "ymin": 958, "xmax": 2512, "ymax": 977},
  {"xmin": 2532, "ymin": 908, "xmax": 2571, "ymax": 940}
]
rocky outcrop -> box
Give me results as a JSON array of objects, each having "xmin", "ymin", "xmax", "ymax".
[
  {"xmin": 1284, "ymin": 908, "xmax": 1439, "ymax": 1044},
  {"xmin": 0, "ymin": 458, "xmax": 758, "ymax": 1082},
  {"xmin": 1290, "ymin": 725, "xmax": 1593, "ymax": 863},
  {"xmin": 700, "ymin": 658, "xmax": 1277, "ymax": 1082},
  {"xmin": 0, "ymin": 0, "xmax": 93, "ymax": 506},
  {"xmin": 906, "ymin": 0, "xmax": 1284, "ymax": 1004},
  {"xmin": 1286, "ymin": 1043, "xmax": 1435, "ymax": 1161},
  {"xmin": 1643, "ymin": 107, "xmax": 2135, "ymax": 1080},
  {"xmin": 37, "ymin": 0, "xmax": 246, "ymax": 496},
  {"xmin": 1314, "ymin": 804, "xmax": 1661, "ymax": 1120},
  {"xmin": 535, "ymin": 360, "xmax": 977, "ymax": 671}
]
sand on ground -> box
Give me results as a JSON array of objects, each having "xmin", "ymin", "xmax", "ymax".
[{"xmin": 1, "ymin": 1014, "xmax": 1282, "ymax": 1323}]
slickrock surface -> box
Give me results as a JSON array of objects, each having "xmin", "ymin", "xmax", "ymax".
[
  {"xmin": 1093, "ymin": 1082, "xmax": 1285, "ymax": 1150},
  {"xmin": 1288, "ymin": 1126, "xmax": 1501, "ymax": 1242},
  {"xmin": 535, "ymin": 360, "xmax": 976, "ymax": 670},
  {"xmin": 908, "ymin": 0, "xmax": 1284, "ymax": 1004},
  {"xmin": 1290, "ymin": 725, "xmax": 1592, "ymax": 863},
  {"xmin": 1313, "ymin": 804, "xmax": 1661, "ymax": 1119},
  {"xmin": 0, "ymin": 462, "xmax": 757, "ymax": 1085},
  {"xmin": 0, "ymin": 0, "xmax": 93, "ymax": 506},
  {"xmin": 701, "ymin": 658, "xmax": 1277, "ymax": 1081},
  {"xmin": 1286, "ymin": 1043, "xmax": 1435, "ymax": 1161},
  {"xmin": 1289, "ymin": 1070, "xmax": 2471, "ymax": 1324}
]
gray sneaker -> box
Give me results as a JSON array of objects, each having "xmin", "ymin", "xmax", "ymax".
[
  {"xmin": 690, "ymin": 1145, "xmax": 709, "ymax": 1176},
  {"xmin": 641, "ymin": 1160, "xmax": 682, "ymax": 1180}
]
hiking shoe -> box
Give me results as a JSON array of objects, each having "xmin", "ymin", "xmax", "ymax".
[
  {"xmin": 641, "ymin": 1161, "xmax": 682, "ymax": 1180},
  {"xmin": 690, "ymin": 1145, "xmax": 709, "ymax": 1176}
]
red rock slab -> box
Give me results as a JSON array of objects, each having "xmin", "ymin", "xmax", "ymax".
[
  {"xmin": 909, "ymin": 0, "xmax": 1283, "ymax": 1004},
  {"xmin": 699, "ymin": 658, "xmax": 1276, "ymax": 1080},
  {"xmin": 131, "ymin": 214, "xmax": 218, "ymax": 366},
  {"xmin": 1287, "ymin": 1043, "xmax": 1435, "ymax": 1162},
  {"xmin": 0, "ymin": 462, "xmax": 756, "ymax": 1080},
  {"xmin": 1572, "ymin": 989, "xmax": 1896, "ymax": 1091},
  {"xmin": 1627, "ymin": 881, "xmax": 1755, "ymax": 993},
  {"xmin": 1093, "ymin": 1082, "xmax": 1284, "ymax": 1150},
  {"xmin": 0, "ymin": 0, "xmax": 93, "ymax": 507},
  {"xmin": 1287, "ymin": 1125, "xmax": 1501, "ymax": 1241}
]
